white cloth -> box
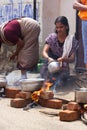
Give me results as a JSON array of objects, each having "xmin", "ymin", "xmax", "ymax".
[{"xmin": 62, "ymin": 35, "xmax": 74, "ymax": 58}]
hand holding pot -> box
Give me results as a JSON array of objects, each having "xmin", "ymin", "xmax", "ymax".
[
  {"xmin": 58, "ymin": 56, "xmax": 68, "ymax": 62},
  {"xmin": 48, "ymin": 57, "xmax": 54, "ymax": 63}
]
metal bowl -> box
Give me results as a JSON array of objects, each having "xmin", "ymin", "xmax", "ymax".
[
  {"xmin": 48, "ymin": 61, "xmax": 60, "ymax": 73},
  {"xmin": 75, "ymin": 88, "xmax": 87, "ymax": 103},
  {"xmin": 19, "ymin": 78, "xmax": 45, "ymax": 92}
]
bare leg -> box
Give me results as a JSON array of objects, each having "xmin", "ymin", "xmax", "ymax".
[
  {"xmin": 21, "ymin": 70, "xmax": 26, "ymax": 75},
  {"xmin": 13, "ymin": 70, "xmax": 27, "ymax": 86},
  {"xmin": 21, "ymin": 70, "xmax": 27, "ymax": 79}
]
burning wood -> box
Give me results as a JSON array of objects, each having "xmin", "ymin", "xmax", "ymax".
[
  {"xmin": 23, "ymin": 81, "xmax": 53, "ymax": 110},
  {"xmin": 39, "ymin": 110, "xmax": 58, "ymax": 116}
]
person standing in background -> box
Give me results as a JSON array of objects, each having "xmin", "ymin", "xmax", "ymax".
[{"xmin": 73, "ymin": 0, "xmax": 87, "ymax": 68}]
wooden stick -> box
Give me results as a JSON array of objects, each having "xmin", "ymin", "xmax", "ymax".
[{"xmin": 39, "ymin": 110, "xmax": 59, "ymax": 116}]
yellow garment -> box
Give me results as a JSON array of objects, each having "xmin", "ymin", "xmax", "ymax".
[{"xmin": 78, "ymin": 0, "xmax": 87, "ymax": 20}]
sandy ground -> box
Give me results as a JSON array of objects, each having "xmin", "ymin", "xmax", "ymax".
[
  {"xmin": 0, "ymin": 97, "xmax": 87, "ymax": 130},
  {"xmin": 0, "ymin": 70, "xmax": 87, "ymax": 130}
]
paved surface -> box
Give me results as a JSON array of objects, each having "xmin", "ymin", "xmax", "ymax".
[
  {"xmin": 0, "ymin": 70, "xmax": 87, "ymax": 130},
  {"xmin": 0, "ymin": 97, "xmax": 87, "ymax": 130}
]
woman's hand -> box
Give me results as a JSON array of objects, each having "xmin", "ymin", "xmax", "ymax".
[
  {"xmin": 58, "ymin": 52, "xmax": 75, "ymax": 63},
  {"xmin": 48, "ymin": 57, "xmax": 54, "ymax": 63},
  {"xmin": 9, "ymin": 53, "xmax": 17, "ymax": 61},
  {"xmin": 58, "ymin": 56, "xmax": 68, "ymax": 62},
  {"xmin": 57, "ymin": 57, "xmax": 63, "ymax": 62},
  {"xmin": 57, "ymin": 57, "xmax": 63, "ymax": 68}
]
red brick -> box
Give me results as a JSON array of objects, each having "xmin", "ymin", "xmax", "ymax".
[
  {"xmin": 59, "ymin": 110, "xmax": 80, "ymax": 121},
  {"xmin": 62, "ymin": 104, "xmax": 68, "ymax": 110},
  {"xmin": 39, "ymin": 98, "xmax": 62, "ymax": 109},
  {"xmin": 15, "ymin": 93, "xmax": 20, "ymax": 98},
  {"xmin": 5, "ymin": 87, "xmax": 21, "ymax": 98},
  {"xmin": 67, "ymin": 102, "xmax": 81, "ymax": 111},
  {"xmin": 40, "ymin": 90, "xmax": 54, "ymax": 99},
  {"xmin": 10, "ymin": 98, "xmax": 31, "ymax": 108},
  {"xmin": 15, "ymin": 91, "xmax": 31, "ymax": 99}
]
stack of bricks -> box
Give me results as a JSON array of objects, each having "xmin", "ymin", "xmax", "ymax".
[
  {"xmin": 5, "ymin": 87, "xmax": 32, "ymax": 108},
  {"xmin": 39, "ymin": 90, "xmax": 63, "ymax": 109},
  {"xmin": 59, "ymin": 102, "xmax": 81, "ymax": 121},
  {"xmin": 5, "ymin": 87, "xmax": 21, "ymax": 98},
  {"xmin": 10, "ymin": 91, "xmax": 32, "ymax": 108}
]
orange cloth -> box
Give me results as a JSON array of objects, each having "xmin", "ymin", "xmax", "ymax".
[{"xmin": 78, "ymin": 0, "xmax": 87, "ymax": 20}]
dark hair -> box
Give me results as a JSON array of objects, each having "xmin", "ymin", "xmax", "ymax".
[{"xmin": 54, "ymin": 16, "xmax": 69, "ymax": 35}]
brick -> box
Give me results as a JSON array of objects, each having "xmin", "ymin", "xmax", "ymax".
[
  {"xmin": 5, "ymin": 87, "xmax": 21, "ymax": 98},
  {"xmin": 59, "ymin": 110, "xmax": 80, "ymax": 121},
  {"xmin": 40, "ymin": 90, "xmax": 54, "ymax": 99},
  {"xmin": 62, "ymin": 104, "xmax": 68, "ymax": 110},
  {"xmin": 15, "ymin": 93, "xmax": 20, "ymax": 98},
  {"xmin": 10, "ymin": 98, "xmax": 31, "ymax": 108},
  {"xmin": 67, "ymin": 102, "xmax": 81, "ymax": 111},
  {"xmin": 39, "ymin": 98, "xmax": 62, "ymax": 109},
  {"xmin": 15, "ymin": 91, "xmax": 31, "ymax": 99}
]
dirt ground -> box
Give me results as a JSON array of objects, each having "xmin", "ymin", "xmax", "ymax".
[{"xmin": 0, "ymin": 70, "xmax": 87, "ymax": 130}]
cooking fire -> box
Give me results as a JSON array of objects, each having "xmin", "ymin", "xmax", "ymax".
[
  {"xmin": 0, "ymin": 69, "xmax": 87, "ymax": 124},
  {"xmin": 23, "ymin": 81, "xmax": 53, "ymax": 110}
]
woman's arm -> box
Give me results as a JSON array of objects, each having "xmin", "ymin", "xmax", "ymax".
[
  {"xmin": 10, "ymin": 38, "xmax": 24, "ymax": 61},
  {"xmin": 42, "ymin": 44, "xmax": 50, "ymax": 59},
  {"xmin": 58, "ymin": 52, "xmax": 75, "ymax": 63},
  {"xmin": 73, "ymin": 0, "xmax": 87, "ymax": 10},
  {"xmin": 14, "ymin": 38, "xmax": 24, "ymax": 55},
  {"xmin": 42, "ymin": 43, "xmax": 54, "ymax": 62}
]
